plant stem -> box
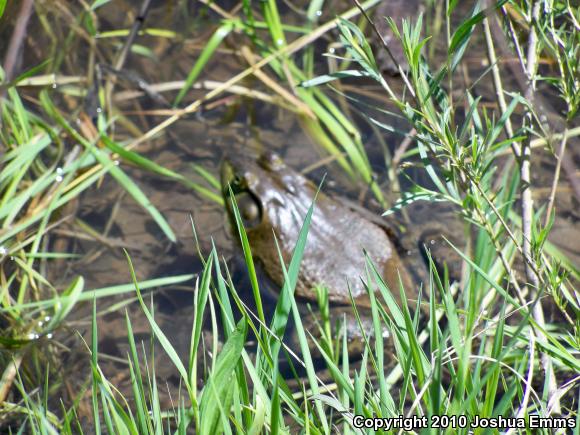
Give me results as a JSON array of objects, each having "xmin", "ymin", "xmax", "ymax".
[
  {"xmin": 520, "ymin": 0, "xmax": 560, "ymax": 415},
  {"xmin": 0, "ymin": 0, "xmax": 35, "ymax": 132},
  {"xmin": 1, "ymin": 0, "xmax": 34, "ymax": 83},
  {"xmin": 105, "ymin": 0, "xmax": 153, "ymax": 116},
  {"xmin": 485, "ymin": 0, "xmax": 561, "ymax": 414},
  {"xmin": 495, "ymin": 4, "xmax": 580, "ymax": 204},
  {"xmin": 544, "ymin": 129, "xmax": 568, "ymax": 227}
]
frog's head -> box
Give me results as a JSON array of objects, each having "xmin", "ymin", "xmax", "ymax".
[{"xmin": 220, "ymin": 151, "xmax": 309, "ymax": 233}]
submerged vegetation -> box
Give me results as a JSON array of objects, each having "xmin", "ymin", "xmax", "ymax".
[{"xmin": 0, "ymin": 0, "xmax": 579, "ymax": 433}]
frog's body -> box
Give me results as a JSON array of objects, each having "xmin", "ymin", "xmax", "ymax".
[{"xmin": 221, "ymin": 152, "xmax": 415, "ymax": 309}]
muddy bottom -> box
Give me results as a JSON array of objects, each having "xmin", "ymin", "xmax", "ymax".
[{"xmin": 23, "ymin": 0, "xmax": 578, "ymax": 420}]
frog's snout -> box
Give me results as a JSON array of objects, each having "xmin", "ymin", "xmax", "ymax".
[{"xmin": 219, "ymin": 158, "xmax": 235, "ymax": 196}]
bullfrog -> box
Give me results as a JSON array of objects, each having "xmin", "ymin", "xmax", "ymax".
[{"xmin": 220, "ymin": 152, "xmax": 418, "ymax": 318}]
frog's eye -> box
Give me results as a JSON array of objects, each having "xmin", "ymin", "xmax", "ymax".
[
  {"xmin": 225, "ymin": 175, "xmax": 246, "ymax": 196},
  {"xmin": 258, "ymin": 152, "xmax": 284, "ymax": 170},
  {"xmin": 235, "ymin": 192, "xmax": 262, "ymax": 229}
]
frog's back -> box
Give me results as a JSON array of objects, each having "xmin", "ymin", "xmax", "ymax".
[{"xmin": 296, "ymin": 196, "xmax": 405, "ymax": 306}]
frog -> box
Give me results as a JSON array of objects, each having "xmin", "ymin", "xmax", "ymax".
[{"xmin": 220, "ymin": 152, "xmax": 426, "ymax": 351}]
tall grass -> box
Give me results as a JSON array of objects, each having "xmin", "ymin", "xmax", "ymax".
[
  {"xmin": 12, "ymin": 192, "xmax": 578, "ymax": 433},
  {"xmin": 1, "ymin": 0, "xmax": 578, "ymax": 433}
]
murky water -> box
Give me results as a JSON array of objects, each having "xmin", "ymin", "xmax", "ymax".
[{"xmin": 3, "ymin": 0, "xmax": 578, "ymax": 417}]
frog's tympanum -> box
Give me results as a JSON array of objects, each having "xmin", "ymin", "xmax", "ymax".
[{"xmin": 221, "ymin": 152, "xmax": 415, "ymax": 311}]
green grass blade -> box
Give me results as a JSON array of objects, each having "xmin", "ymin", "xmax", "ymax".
[
  {"xmin": 174, "ymin": 21, "xmax": 236, "ymax": 106},
  {"xmin": 267, "ymin": 179, "xmax": 321, "ymax": 362},
  {"xmin": 226, "ymin": 186, "xmax": 266, "ymax": 326},
  {"xmin": 199, "ymin": 318, "xmax": 247, "ymax": 435},
  {"xmin": 125, "ymin": 311, "xmax": 152, "ymax": 434},
  {"xmin": 2, "ymin": 274, "xmax": 195, "ymax": 312},
  {"xmin": 91, "ymin": 298, "xmax": 101, "ymax": 435},
  {"xmin": 45, "ymin": 276, "xmax": 84, "ymax": 331},
  {"xmin": 191, "ymin": 163, "xmax": 221, "ymax": 190},
  {"xmin": 40, "ymin": 92, "xmax": 177, "ymax": 242},
  {"xmin": 189, "ymin": 251, "xmax": 214, "ymax": 394},
  {"xmin": 102, "ymin": 136, "xmax": 223, "ymax": 205},
  {"xmin": 123, "ymin": 250, "xmax": 194, "ymax": 400}
]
